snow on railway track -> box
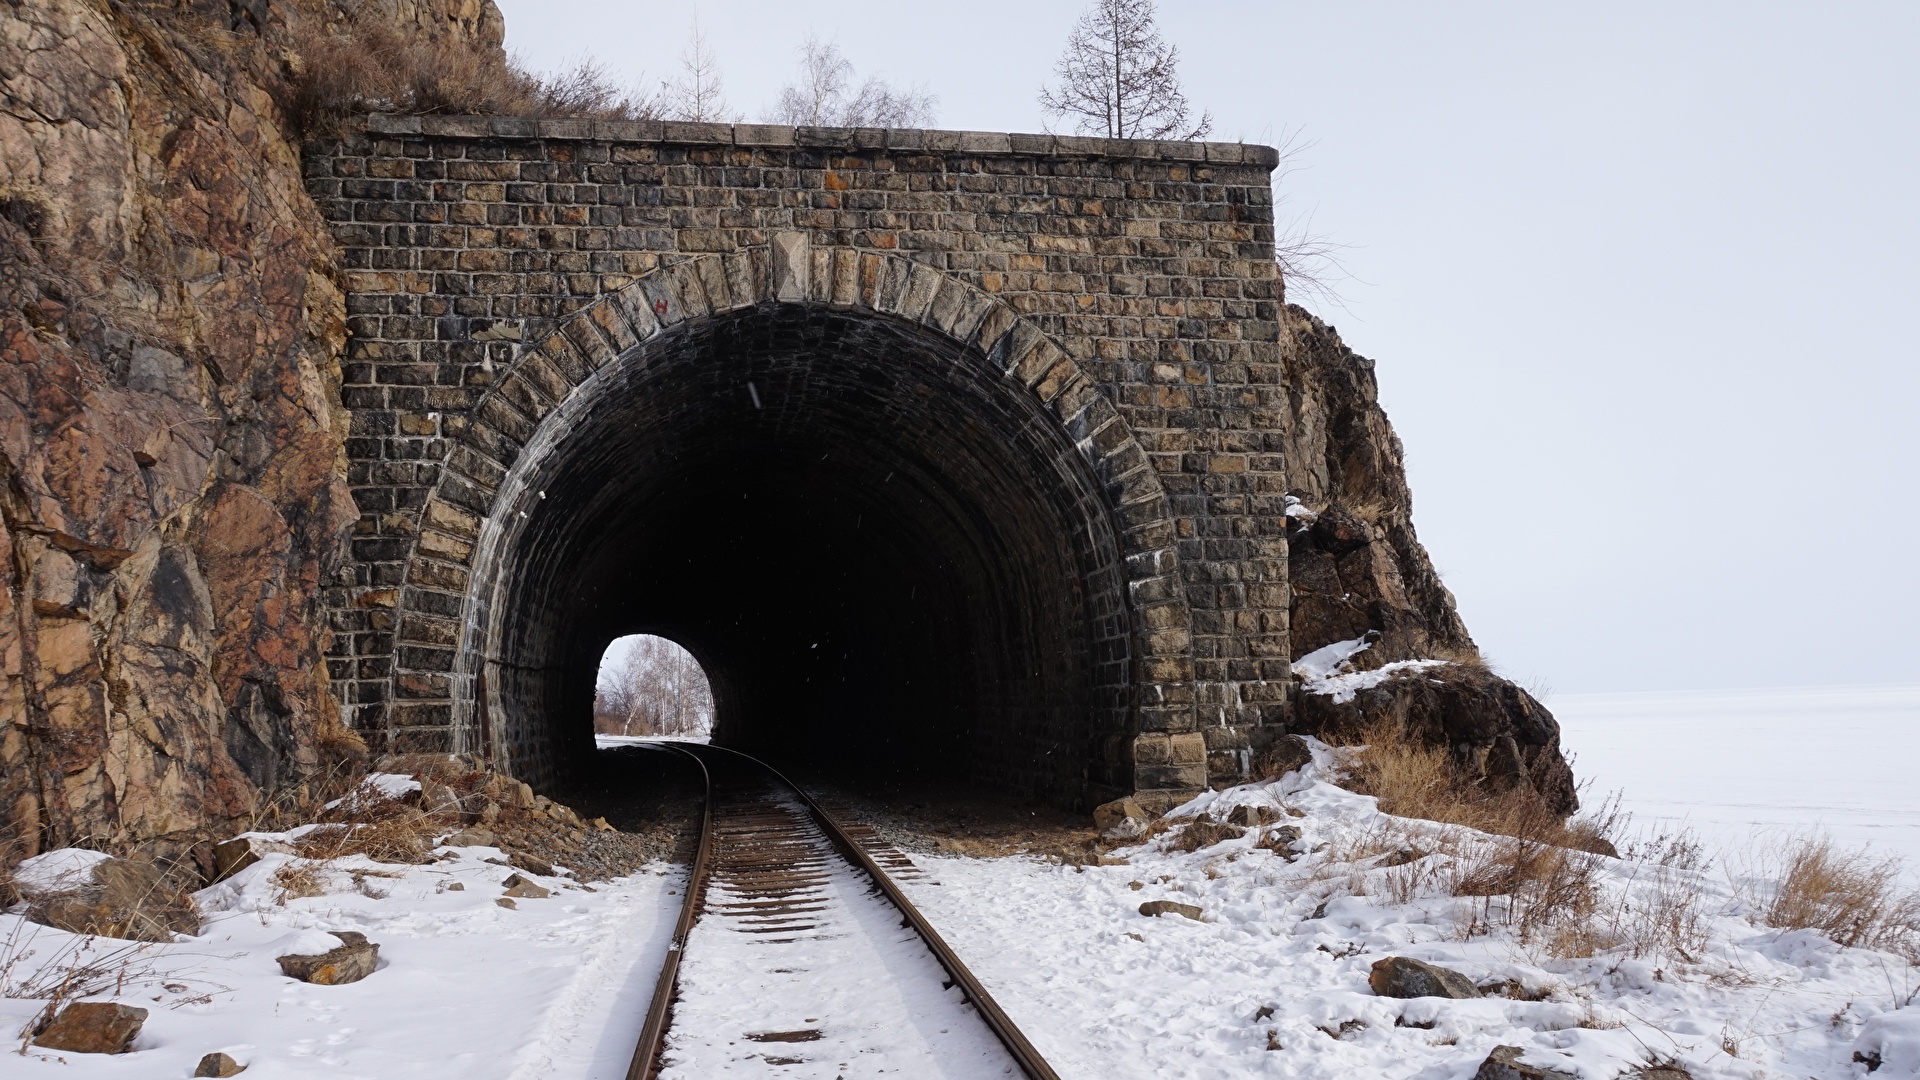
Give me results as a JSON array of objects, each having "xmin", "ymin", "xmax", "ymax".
[{"xmin": 630, "ymin": 745, "xmax": 1055, "ymax": 1080}]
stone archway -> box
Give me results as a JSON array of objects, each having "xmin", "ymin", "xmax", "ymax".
[{"xmin": 388, "ymin": 237, "xmax": 1196, "ymax": 807}]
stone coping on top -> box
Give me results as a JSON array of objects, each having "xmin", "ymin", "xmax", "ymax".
[{"xmin": 361, "ymin": 113, "xmax": 1282, "ymax": 169}]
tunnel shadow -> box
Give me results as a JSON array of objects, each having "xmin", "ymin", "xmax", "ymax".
[{"xmin": 469, "ymin": 305, "xmax": 1138, "ymax": 809}]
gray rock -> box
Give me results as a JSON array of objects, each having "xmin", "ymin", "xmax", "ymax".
[
  {"xmin": 1473, "ymin": 1045, "xmax": 1577, "ymax": 1080},
  {"xmin": 276, "ymin": 931, "xmax": 379, "ymax": 985},
  {"xmin": 1138, "ymin": 900, "xmax": 1204, "ymax": 921},
  {"xmin": 1368, "ymin": 956, "xmax": 1481, "ymax": 1000},
  {"xmin": 32, "ymin": 1001, "xmax": 147, "ymax": 1054}
]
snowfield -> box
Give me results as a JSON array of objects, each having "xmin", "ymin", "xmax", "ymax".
[
  {"xmin": 3, "ymin": 834, "xmax": 680, "ymax": 1078},
  {"xmin": 5, "ymin": 712, "xmax": 1919, "ymax": 1078},
  {"xmin": 897, "ymin": 743, "xmax": 1919, "ymax": 1079},
  {"xmin": 1554, "ymin": 686, "xmax": 1920, "ymax": 877}
]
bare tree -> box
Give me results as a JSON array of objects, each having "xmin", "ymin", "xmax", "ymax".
[
  {"xmin": 1039, "ymin": 0, "xmax": 1211, "ymax": 140},
  {"xmin": 770, "ymin": 37, "xmax": 936, "ymax": 128},
  {"xmin": 661, "ymin": 18, "xmax": 737, "ymax": 123},
  {"xmin": 593, "ymin": 636, "xmax": 714, "ymax": 737}
]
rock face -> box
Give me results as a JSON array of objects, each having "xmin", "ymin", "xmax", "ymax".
[
  {"xmin": 0, "ymin": 0, "xmax": 501, "ymax": 859},
  {"xmin": 1280, "ymin": 308, "xmax": 1577, "ymax": 814}
]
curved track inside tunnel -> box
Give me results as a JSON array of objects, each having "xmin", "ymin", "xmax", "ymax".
[{"xmin": 458, "ymin": 296, "xmax": 1149, "ymax": 804}]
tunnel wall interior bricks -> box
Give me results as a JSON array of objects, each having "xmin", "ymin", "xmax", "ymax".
[{"xmin": 307, "ymin": 117, "xmax": 1288, "ymax": 810}]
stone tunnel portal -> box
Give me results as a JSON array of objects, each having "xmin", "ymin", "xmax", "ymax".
[{"xmin": 475, "ymin": 302, "xmax": 1137, "ymax": 808}]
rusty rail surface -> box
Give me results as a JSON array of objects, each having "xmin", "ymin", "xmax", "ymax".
[{"xmin": 625, "ymin": 742, "xmax": 1061, "ymax": 1080}]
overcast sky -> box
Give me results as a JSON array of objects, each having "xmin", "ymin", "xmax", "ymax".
[{"xmin": 499, "ymin": 1, "xmax": 1920, "ymax": 696}]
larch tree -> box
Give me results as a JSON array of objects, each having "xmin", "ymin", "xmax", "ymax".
[
  {"xmin": 1039, "ymin": 0, "xmax": 1211, "ymax": 140},
  {"xmin": 662, "ymin": 19, "xmax": 737, "ymax": 123},
  {"xmin": 770, "ymin": 37, "xmax": 936, "ymax": 128}
]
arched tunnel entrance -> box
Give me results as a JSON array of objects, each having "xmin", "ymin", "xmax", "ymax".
[{"xmin": 458, "ymin": 296, "xmax": 1154, "ymax": 809}]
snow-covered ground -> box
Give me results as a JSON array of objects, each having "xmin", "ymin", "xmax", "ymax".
[
  {"xmin": 1554, "ymin": 685, "xmax": 1920, "ymax": 875},
  {"xmin": 899, "ymin": 744, "xmax": 1920, "ymax": 1079},
  {"xmin": 2, "ymin": 830, "xmax": 681, "ymax": 1078},
  {"xmin": 9, "ymin": 691, "xmax": 1920, "ymax": 1078}
]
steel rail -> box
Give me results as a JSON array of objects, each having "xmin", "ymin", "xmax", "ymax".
[
  {"xmin": 625, "ymin": 741, "xmax": 1061, "ymax": 1080},
  {"xmin": 623, "ymin": 745, "xmax": 712, "ymax": 1080}
]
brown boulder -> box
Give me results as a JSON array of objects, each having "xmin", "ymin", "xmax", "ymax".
[
  {"xmin": 212, "ymin": 835, "xmax": 295, "ymax": 881},
  {"xmin": 21, "ymin": 854, "xmax": 196, "ymax": 942},
  {"xmin": 1368, "ymin": 956, "xmax": 1481, "ymax": 1000},
  {"xmin": 276, "ymin": 931, "xmax": 379, "ymax": 985},
  {"xmin": 1093, "ymin": 797, "xmax": 1151, "ymax": 840},
  {"xmin": 501, "ymin": 873, "xmax": 550, "ymax": 899},
  {"xmin": 1295, "ymin": 664, "xmax": 1579, "ymax": 817},
  {"xmin": 32, "ymin": 1001, "xmax": 147, "ymax": 1054}
]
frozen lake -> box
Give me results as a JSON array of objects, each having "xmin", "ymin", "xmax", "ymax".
[{"xmin": 1552, "ymin": 685, "xmax": 1920, "ymax": 875}]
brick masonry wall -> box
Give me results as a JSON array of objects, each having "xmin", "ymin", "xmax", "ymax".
[{"xmin": 305, "ymin": 115, "xmax": 1289, "ymax": 803}]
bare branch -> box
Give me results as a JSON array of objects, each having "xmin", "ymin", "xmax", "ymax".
[{"xmin": 770, "ymin": 36, "xmax": 936, "ymax": 128}]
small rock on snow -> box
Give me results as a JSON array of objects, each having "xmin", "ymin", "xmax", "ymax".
[
  {"xmin": 1093, "ymin": 796, "xmax": 1150, "ymax": 840},
  {"xmin": 32, "ymin": 1001, "xmax": 148, "ymax": 1054},
  {"xmin": 502, "ymin": 873, "xmax": 550, "ymax": 899},
  {"xmin": 1368, "ymin": 956, "xmax": 1481, "ymax": 1000},
  {"xmin": 277, "ymin": 930, "xmax": 379, "ymax": 985},
  {"xmin": 195, "ymin": 1050, "xmax": 248, "ymax": 1076},
  {"xmin": 1473, "ymin": 1044, "xmax": 1577, "ymax": 1080},
  {"xmin": 1138, "ymin": 900, "xmax": 1204, "ymax": 921}
]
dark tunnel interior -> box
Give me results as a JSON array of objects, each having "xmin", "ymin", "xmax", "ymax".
[{"xmin": 476, "ymin": 305, "xmax": 1136, "ymax": 808}]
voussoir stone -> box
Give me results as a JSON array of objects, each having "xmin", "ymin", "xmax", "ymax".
[{"xmin": 1368, "ymin": 956, "xmax": 1481, "ymax": 1000}]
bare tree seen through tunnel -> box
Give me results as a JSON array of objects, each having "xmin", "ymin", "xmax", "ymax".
[{"xmin": 594, "ymin": 635, "xmax": 714, "ymax": 738}]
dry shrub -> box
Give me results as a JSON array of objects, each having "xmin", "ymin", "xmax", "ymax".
[
  {"xmin": 286, "ymin": 18, "xmax": 657, "ymax": 137},
  {"xmin": 1341, "ymin": 719, "xmax": 1614, "ymax": 854},
  {"xmin": 270, "ymin": 861, "xmax": 327, "ymax": 904},
  {"xmin": 1760, "ymin": 837, "xmax": 1920, "ymax": 959},
  {"xmin": 1448, "ymin": 838, "xmax": 1609, "ymax": 958},
  {"xmin": 293, "ymin": 794, "xmax": 441, "ymax": 865}
]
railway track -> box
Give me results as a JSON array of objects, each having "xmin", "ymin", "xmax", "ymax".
[{"xmin": 626, "ymin": 743, "xmax": 1060, "ymax": 1080}]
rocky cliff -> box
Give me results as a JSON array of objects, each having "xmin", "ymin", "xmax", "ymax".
[
  {"xmin": 0, "ymin": 0, "xmax": 501, "ymax": 859},
  {"xmin": 1279, "ymin": 306, "xmax": 1576, "ymax": 814}
]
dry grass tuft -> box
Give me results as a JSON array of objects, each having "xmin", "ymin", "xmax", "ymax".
[
  {"xmin": 285, "ymin": 18, "xmax": 657, "ymax": 137},
  {"xmin": 1339, "ymin": 719, "xmax": 1612, "ymax": 854},
  {"xmin": 271, "ymin": 861, "xmax": 327, "ymax": 904},
  {"xmin": 1759, "ymin": 837, "xmax": 1920, "ymax": 960}
]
